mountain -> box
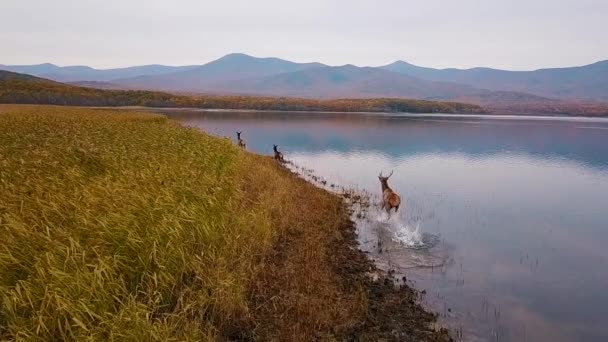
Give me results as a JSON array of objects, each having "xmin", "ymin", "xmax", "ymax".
[
  {"xmin": 110, "ymin": 54, "xmax": 608, "ymax": 102},
  {"xmin": 114, "ymin": 58, "xmax": 551, "ymax": 104},
  {"xmin": 0, "ymin": 63, "xmax": 198, "ymax": 82},
  {"xmin": 114, "ymin": 53, "xmax": 327, "ymax": 91},
  {"xmin": 381, "ymin": 60, "xmax": 608, "ymax": 101},
  {"xmin": 4, "ymin": 54, "xmax": 607, "ymax": 103},
  {"xmin": 214, "ymin": 64, "xmax": 552, "ymax": 103}
]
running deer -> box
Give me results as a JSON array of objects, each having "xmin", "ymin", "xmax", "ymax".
[
  {"xmin": 273, "ymin": 144, "xmax": 284, "ymax": 162},
  {"xmin": 378, "ymin": 170, "xmax": 401, "ymax": 215},
  {"xmin": 236, "ymin": 131, "xmax": 246, "ymax": 150}
]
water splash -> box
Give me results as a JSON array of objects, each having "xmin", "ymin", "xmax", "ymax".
[
  {"xmin": 393, "ymin": 223, "xmax": 425, "ymax": 248},
  {"xmin": 375, "ymin": 211, "xmax": 440, "ymax": 250}
]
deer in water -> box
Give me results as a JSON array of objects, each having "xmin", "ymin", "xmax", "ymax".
[
  {"xmin": 273, "ymin": 144, "xmax": 284, "ymax": 162},
  {"xmin": 236, "ymin": 131, "xmax": 246, "ymax": 150},
  {"xmin": 378, "ymin": 170, "xmax": 401, "ymax": 216}
]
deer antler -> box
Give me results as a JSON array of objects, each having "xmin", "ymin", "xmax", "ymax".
[
  {"xmin": 387, "ymin": 170, "xmax": 393, "ymax": 178},
  {"xmin": 379, "ymin": 171, "xmax": 383, "ymax": 177}
]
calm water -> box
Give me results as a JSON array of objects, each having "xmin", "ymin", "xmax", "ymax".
[{"xmin": 162, "ymin": 110, "xmax": 608, "ymax": 342}]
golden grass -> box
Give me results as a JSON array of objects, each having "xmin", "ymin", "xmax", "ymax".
[
  {"xmin": 0, "ymin": 105, "xmax": 449, "ymax": 341},
  {"xmin": 0, "ymin": 105, "xmax": 274, "ymax": 340},
  {"xmin": 238, "ymin": 155, "xmax": 369, "ymax": 340}
]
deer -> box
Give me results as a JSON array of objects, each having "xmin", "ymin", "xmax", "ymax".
[
  {"xmin": 378, "ymin": 170, "xmax": 401, "ymax": 216},
  {"xmin": 273, "ymin": 144, "xmax": 284, "ymax": 162},
  {"xmin": 236, "ymin": 131, "xmax": 246, "ymax": 150}
]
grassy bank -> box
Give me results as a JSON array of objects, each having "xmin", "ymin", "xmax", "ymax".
[{"xmin": 0, "ymin": 105, "xmax": 449, "ymax": 341}]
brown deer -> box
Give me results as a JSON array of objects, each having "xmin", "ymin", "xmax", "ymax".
[
  {"xmin": 378, "ymin": 170, "xmax": 401, "ymax": 215},
  {"xmin": 236, "ymin": 131, "xmax": 246, "ymax": 150},
  {"xmin": 273, "ymin": 144, "xmax": 284, "ymax": 162}
]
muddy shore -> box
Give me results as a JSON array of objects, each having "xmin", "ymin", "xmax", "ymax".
[{"xmin": 237, "ymin": 157, "xmax": 452, "ymax": 341}]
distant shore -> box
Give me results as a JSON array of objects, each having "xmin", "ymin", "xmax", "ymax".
[
  {"xmin": 2, "ymin": 68, "xmax": 608, "ymax": 117},
  {"xmin": 131, "ymin": 105, "xmax": 608, "ymax": 121}
]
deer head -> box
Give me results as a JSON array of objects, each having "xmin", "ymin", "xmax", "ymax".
[
  {"xmin": 378, "ymin": 170, "xmax": 393, "ymax": 181},
  {"xmin": 378, "ymin": 170, "xmax": 394, "ymax": 190},
  {"xmin": 236, "ymin": 131, "xmax": 242, "ymax": 140}
]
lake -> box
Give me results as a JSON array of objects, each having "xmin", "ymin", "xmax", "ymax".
[{"xmin": 161, "ymin": 109, "xmax": 608, "ymax": 342}]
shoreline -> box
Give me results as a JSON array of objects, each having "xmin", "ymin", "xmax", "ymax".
[
  {"xmin": 244, "ymin": 155, "xmax": 452, "ymax": 341},
  {"xmin": 0, "ymin": 104, "xmax": 450, "ymax": 340},
  {"xmin": 124, "ymin": 105, "xmax": 608, "ymax": 121}
]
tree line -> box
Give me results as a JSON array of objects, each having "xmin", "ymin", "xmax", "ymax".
[{"xmin": 0, "ymin": 70, "xmax": 486, "ymax": 113}]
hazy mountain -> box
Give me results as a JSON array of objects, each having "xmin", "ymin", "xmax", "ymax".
[
  {"xmin": 217, "ymin": 64, "xmax": 485, "ymax": 99},
  {"xmin": 0, "ymin": 63, "xmax": 198, "ymax": 82},
  {"xmin": 4, "ymin": 54, "xmax": 606, "ymax": 102},
  {"xmin": 381, "ymin": 60, "xmax": 608, "ymax": 101},
  {"xmin": 110, "ymin": 54, "xmax": 582, "ymax": 103},
  {"xmin": 114, "ymin": 59, "xmax": 551, "ymax": 104},
  {"xmin": 114, "ymin": 53, "xmax": 327, "ymax": 91}
]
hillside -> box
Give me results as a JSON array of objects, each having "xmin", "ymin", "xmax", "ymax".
[
  {"xmin": 0, "ymin": 105, "xmax": 450, "ymax": 340},
  {"xmin": 3, "ymin": 69, "xmax": 607, "ymax": 116},
  {"xmin": 0, "ymin": 70, "xmax": 180, "ymax": 106},
  {"xmin": 0, "ymin": 70, "xmax": 485, "ymax": 113}
]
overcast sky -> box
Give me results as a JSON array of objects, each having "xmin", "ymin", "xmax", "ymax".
[{"xmin": 1, "ymin": 0, "xmax": 606, "ymax": 70}]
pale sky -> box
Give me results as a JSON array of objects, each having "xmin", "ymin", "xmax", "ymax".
[{"xmin": 1, "ymin": 0, "xmax": 606, "ymax": 70}]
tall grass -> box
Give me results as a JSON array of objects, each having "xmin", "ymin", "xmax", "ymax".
[
  {"xmin": 0, "ymin": 105, "xmax": 274, "ymax": 340},
  {"xmin": 0, "ymin": 105, "xmax": 449, "ymax": 341}
]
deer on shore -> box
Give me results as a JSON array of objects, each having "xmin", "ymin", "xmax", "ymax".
[
  {"xmin": 236, "ymin": 131, "xmax": 246, "ymax": 150},
  {"xmin": 378, "ymin": 170, "xmax": 401, "ymax": 216},
  {"xmin": 273, "ymin": 144, "xmax": 285, "ymax": 162}
]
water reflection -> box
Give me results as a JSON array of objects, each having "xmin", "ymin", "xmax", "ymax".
[
  {"xmin": 167, "ymin": 110, "xmax": 608, "ymax": 170},
  {"xmin": 289, "ymin": 151, "xmax": 608, "ymax": 341},
  {"xmin": 162, "ymin": 110, "xmax": 608, "ymax": 342}
]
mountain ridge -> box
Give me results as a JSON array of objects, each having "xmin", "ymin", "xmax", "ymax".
[
  {"xmin": 380, "ymin": 59, "xmax": 608, "ymax": 101},
  {"xmin": 0, "ymin": 63, "xmax": 199, "ymax": 82},
  {"xmin": 110, "ymin": 56, "xmax": 558, "ymax": 104},
  {"xmin": 2, "ymin": 54, "xmax": 607, "ymax": 102}
]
